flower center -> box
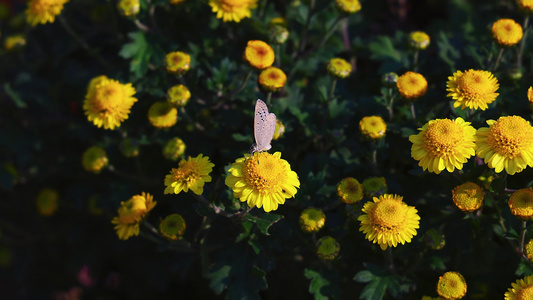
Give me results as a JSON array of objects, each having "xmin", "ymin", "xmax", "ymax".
[
  {"xmin": 487, "ymin": 116, "xmax": 533, "ymax": 158},
  {"xmin": 118, "ymin": 196, "xmax": 147, "ymax": 223},
  {"xmin": 93, "ymin": 82, "xmax": 125, "ymax": 112},
  {"xmin": 517, "ymin": 285, "xmax": 533, "ymax": 300},
  {"xmin": 457, "ymin": 70, "xmax": 493, "ymax": 97},
  {"xmin": 244, "ymin": 153, "xmax": 286, "ymax": 194},
  {"xmin": 372, "ymin": 198, "xmax": 406, "ymax": 228},
  {"xmin": 268, "ymin": 71, "xmax": 280, "ymax": 81},
  {"xmin": 423, "ymin": 119, "xmax": 463, "ymax": 158},
  {"xmin": 172, "ymin": 160, "xmax": 200, "ymax": 183}
]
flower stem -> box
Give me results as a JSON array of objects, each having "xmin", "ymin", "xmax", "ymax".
[
  {"xmin": 266, "ymin": 92, "xmax": 272, "ymax": 106},
  {"xmin": 180, "ymin": 107, "xmax": 205, "ymax": 131},
  {"xmin": 491, "ymin": 48, "xmax": 504, "ymax": 72},
  {"xmin": 228, "ymin": 69, "xmax": 253, "ymax": 98},
  {"xmin": 412, "ymin": 50, "xmax": 419, "ymax": 72},
  {"xmin": 315, "ymin": 16, "xmax": 345, "ymax": 52},
  {"xmin": 329, "ymin": 78, "xmax": 337, "ymax": 100},
  {"xmin": 517, "ymin": 17, "xmax": 530, "ymax": 68},
  {"xmin": 520, "ymin": 220, "xmax": 528, "ymax": 255},
  {"xmin": 385, "ymin": 247, "xmax": 395, "ymax": 272},
  {"xmin": 275, "ymin": 44, "xmax": 281, "ymax": 67},
  {"xmin": 193, "ymin": 193, "xmax": 233, "ymax": 217},
  {"xmin": 410, "ymin": 102, "xmax": 416, "ymax": 121},
  {"xmin": 387, "ymin": 88, "xmax": 395, "ymax": 121},
  {"xmin": 296, "ymin": 0, "xmax": 316, "ymax": 57}
]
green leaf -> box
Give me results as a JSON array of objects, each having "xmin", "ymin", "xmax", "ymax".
[
  {"xmin": 206, "ymin": 244, "xmax": 268, "ymax": 299},
  {"xmin": 236, "ymin": 220, "xmax": 254, "ymax": 242},
  {"xmin": 355, "ymin": 264, "xmax": 403, "ymax": 300},
  {"xmin": 489, "ymin": 175, "xmax": 506, "ymax": 194},
  {"xmin": 305, "ymin": 268, "xmax": 330, "ymax": 300},
  {"xmin": 436, "ymin": 31, "xmax": 460, "ymax": 71},
  {"xmin": 245, "ymin": 212, "xmax": 283, "ymax": 235},
  {"xmin": 368, "ymin": 36, "xmax": 401, "ymax": 62},
  {"xmin": 118, "ymin": 31, "xmax": 156, "ymax": 78}
]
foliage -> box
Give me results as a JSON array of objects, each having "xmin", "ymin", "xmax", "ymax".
[{"xmin": 1, "ymin": 0, "xmax": 533, "ymax": 299}]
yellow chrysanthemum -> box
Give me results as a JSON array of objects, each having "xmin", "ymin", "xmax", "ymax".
[
  {"xmin": 160, "ymin": 213, "xmax": 186, "ymax": 240},
  {"xmin": 117, "ymin": 0, "xmax": 140, "ymax": 17},
  {"xmin": 452, "ymin": 182, "xmax": 484, "ymax": 212},
  {"xmin": 335, "ymin": 0, "xmax": 361, "ymax": 14},
  {"xmin": 505, "ymin": 275, "xmax": 533, "ymax": 300},
  {"xmin": 337, "ymin": 177, "xmax": 364, "ymax": 204},
  {"xmin": 408, "ymin": 31, "xmax": 430, "ymax": 50},
  {"xmin": 409, "ymin": 118, "xmax": 476, "ymax": 174},
  {"xmin": 209, "ymin": 0, "xmax": 257, "ymax": 23},
  {"xmin": 164, "ymin": 154, "xmax": 214, "ymax": 195},
  {"xmin": 299, "ymin": 208, "xmax": 326, "ymax": 233},
  {"xmin": 316, "ymin": 236, "xmax": 340, "ymax": 260},
  {"xmin": 82, "ymin": 146, "xmax": 108, "ymax": 174},
  {"xmin": 358, "ymin": 194, "xmax": 420, "ymax": 250},
  {"xmin": 327, "ymin": 58, "xmax": 352, "ymax": 79},
  {"xmin": 359, "ymin": 116, "xmax": 387, "ymax": 140},
  {"xmin": 36, "ymin": 188, "xmax": 59, "ymax": 216},
  {"xmin": 167, "ymin": 84, "xmax": 191, "ymax": 108},
  {"xmin": 268, "ymin": 25, "xmax": 289, "ymax": 44},
  {"xmin": 517, "ymin": 0, "xmax": 533, "ymax": 13},
  {"xmin": 446, "ymin": 69, "xmax": 499, "ymax": 110},
  {"xmin": 528, "ymin": 87, "xmax": 533, "ymax": 105},
  {"xmin": 508, "ymin": 188, "xmax": 533, "ymax": 220},
  {"xmin": 492, "ymin": 18, "xmax": 523, "ymax": 47},
  {"xmin": 4, "ymin": 35, "xmax": 26, "ymax": 50},
  {"xmin": 119, "ymin": 138, "xmax": 139, "ymax": 158},
  {"xmin": 163, "ymin": 137, "xmax": 186, "ymax": 161},
  {"xmin": 437, "ymin": 272, "xmax": 467, "ymax": 299},
  {"xmin": 396, "ymin": 71, "xmax": 427, "ymax": 100},
  {"xmin": 111, "ymin": 192, "xmax": 157, "ymax": 240},
  {"xmin": 148, "ymin": 101, "xmax": 178, "ymax": 128},
  {"xmin": 475, "ymin": 116, "xmax": 533, "ymax": 175},
  {"xmin": 25, "ymin": 0, "xmax": 68, "ymax": 26},
  {"xmin": 525, "ymin": 239, "xmax": 533, "ymax": 261},
  {"xmin": 165, "ymin": 51, "xmax": 191, "ymax": 74},
  {"xmin": 83, "ymin": 76, "xmax": 138, "ymax": 130},
  {"xmin": 244, "ymin": 40, "xmax": 275, "ymax": 70},
  {"xmin": 225, "ymin": 152, "xmax": 300, "ymax": 212},
  {"xmin": 258, "ymin": 67, "xmax": 287, "ymax": 92},
  {"xmin": 273, "ymin": 119, "xmax": 285, "ymax": 140}
]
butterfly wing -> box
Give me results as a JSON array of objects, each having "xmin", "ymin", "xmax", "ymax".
[
  {"xmin": 258, "ymin": 113, "xmax": 276, "ymax": 151},
  {"xmin": 254, "ymin": 99, "xmax": 270, "ymax": 152}
]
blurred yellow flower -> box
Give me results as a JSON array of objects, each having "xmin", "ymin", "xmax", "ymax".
[
  {"xmin": 492, "ymin": 18, "xmax": 523, "ymax": 47},
  {"xmin": 117, "ymin": 0, "xmax": 140, "ymax": 17},
  {"xmin": 160, "ymin": 214, "xmax": 186, "ymax": 240},
  {"xmin": 273, "ymin": 119, "xmax": 285, "ymax": 140},
  {"xmin": 517, "ymin": 0, "xmax": 533, "ymax": 13},
  {"xmin": 528, "ymin": 86, "xmax": 533, "ymax": 105},
  {"xmin": 452, "ymin": 182, "xmax": 484, "ymax": 212},
  {"xmin": 327, "ymin": 58, "xmax": 352, "ymax": 79},
  {"xmin": 225, "ymin": 152, "xmax": 300, "ymax": 212},
  {"xmin": 36, "ymin": 188, "xmax": 59, "ymax": 216},
  {"xmin": 446, "ymin": 69, "xmax": 499, "ymax": 110},
  {"xmin": 83, "ymin": 75, "xmax": 138, "ymax": 130},
  {"xmin": 358, "ymin": 194, "xmax": 420, "ymax": 250},
  {"xmin": 505, "ymin": 275, "xmax": 533, "ymax": 300},
  {"xmin": 396, "ymin": 71, "xmax": 427, "ymax": 100},
  {"xmin": 258, "ymin": 67, "xmax": 286, "ymax": 92},
  {"xmin": 437, "ymin": 272, "xmax": 467, "ymax": 299},
  {"xmin": 164, "ymin": 154, "xmax": 214, "ymax": 195},
  {"xmin": 4, "ymin": 35, "xmax": 26, "ymax": 50},
  {"xmin": 409, "ymin": 118, "xmax": 476, "ymax": 174},
  {"xmin": 335, "ymin": 0, "xmax": 361, "ymax": 14},
  {"xmin": 362, "ymin": 176, "xmax": 387, "ymax": 198},
  {"xmin": 316, "ymin": 236, "xmax": 340, "ymax": 260},
  {"xmin": 209, "ymin": 0, "xmax": 257, "ymax": 22},
  {"xmin": 359, "ymin": 116, "xmax": 386, "ymax": 140},
  {"xmin": 299, "ymin": 208, "xmax": 325, "ymax": 233},
  {"xmin": 337, "ymin": 177, "xmax": 364, "ymax": 204},
  {"xmin": 148, "ymin": 101, "xmax": 178, "ymax": 128},
  {"xmin": 165, "ymin": 51, "xmax": 191, "ymax": 74},
  {"xmin": 82, "ymin": 146, "xmax": 108, "ymax": 174},
  {"xmin": 111, "ymin": 192, "xmax": 157, "ymax": 240},
  {"xmin": 525, "ymin": 239, "xmax": 533, "ymax": 261},
  {"xmin": 508, "ymin": 188, "xmax": 533, "ymax": 220},
  {"xmin": 163, "ymin": 137, "xmax": 187, "ymax": 161},
  {"xmin": 25, "ymin": 0, "xmax": 68, "ymax": 26},
  {"xmin": 408, "ymin": 31, "xmax": 430, "ymax": 50},
  {"xmin": 167, "ymin": 84, "xmax": 191, "ymax": 108},
  {"xmin": 475, "ymin": 116, "xmax": 533, "ymax": 175},
  {"xmin": 119, "ymin": 138, "xmax": 139, "ymax": 158},
  {"xmin": 244, "ymin": 40, "xmax": 274, "ymax": 69}
]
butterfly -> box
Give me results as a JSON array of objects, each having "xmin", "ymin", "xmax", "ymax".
[{"xmin": 251, "ymin": 99, "xmax": 276, "ymax": 155}]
